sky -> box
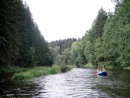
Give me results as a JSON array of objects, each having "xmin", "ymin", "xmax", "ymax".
[{"xmin": 24, "ymin": 0, "xmax": 115, "ymax": 42}]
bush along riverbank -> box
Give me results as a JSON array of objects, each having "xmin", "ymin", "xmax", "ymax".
[{"xmin": 11, "ymin": 65, "xmax": 73, "ymax": 80}]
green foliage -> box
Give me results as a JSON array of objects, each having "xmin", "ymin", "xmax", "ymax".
[
  {"xmin": 71, "ymin": 41, "xmax": 86, "ymax": 67},
  {"xmin": 102, "ymin": 0, "xmax": 130, "ymax": 68},
  {"xmin": 82, "ymin": 63, "xmax": 93, "ymax": 68},
  {"xmin": 49, "ymin": 46, "xmax": 60, "ymax": 64},
  {"xmin": 12, "ymin": 72, "xmax": 33, "ymax": 80},
  {"xmin": 81, "ymin": 8, "xmax": 108, "ymax": 67},
  {"xmin": 1, "ymin": 0, "xmax": 129, "ymax": 70},
  {"xmin": 88, "ymin": 8, "xmax": 108, "ymax": 43},
  {"xmin": 60, "ymin": 65, "xmax": 72, "ymax": 72},
  {"xmin": 49, "ymin": 38, "xmax": 77, "ymax": 65},
  {"xmin": 51, "ymin": 65, "xmax": 61, "ymax": 74},
  {"xmin": 49, "ymin": 38, "xmax": 77, "ymax": 54},
  {"xmin": 11, "ymin": 66, "xmax": 51, "ymax": 80},
  {"xmin": 0, "ymin": 0, "xmax": 53, "ymax": 67},
  {"xmin": 11, "ymin": 65, "xmax": 73, "ymax": 80},
  {"xmin": 77, "ymin": 0, "xmax": 130, "ymax": 69},
  {"xmin": 61, "ymin": 48, "xmax": 73, "ymax": 65},
  {"xmin": 48, "ymin": 1, "xmax": 130, "ymax": 69}
]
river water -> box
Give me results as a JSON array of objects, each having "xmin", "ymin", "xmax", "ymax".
[{"xmin": 0, "ymin": 68, "xmax": 130, "ymax": 98}]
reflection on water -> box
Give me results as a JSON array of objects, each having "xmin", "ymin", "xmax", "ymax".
[
  {"xmin": 0, "ymin": 68, "xmax": 130, "ymax": 98},
  {"xmin": 32, "ymin": 68, "xmax": 107, "ymax": 98}
]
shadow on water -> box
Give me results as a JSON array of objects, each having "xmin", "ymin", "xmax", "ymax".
[
  {"xmin": 0, "ymin": 68, "xmax": 130, "ymax": 98},
  {"xmin": 0, "ymin": 73, "xmax": 37, "ymax": 97},
  {"xmin": 96, "ymin": 69, "xmax": 130, "ymax": 98}
]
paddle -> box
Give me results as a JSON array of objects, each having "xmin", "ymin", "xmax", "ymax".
[{"xmin": 93, "ymin": 72, "xmax": 97, "ymax": 75}]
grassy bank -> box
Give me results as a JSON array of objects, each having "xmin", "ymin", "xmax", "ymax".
[{"xmin": 11, "ymin": 65, "xmax": 73, "ymax": 80}]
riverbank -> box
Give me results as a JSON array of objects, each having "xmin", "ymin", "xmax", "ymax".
[
  {"xmin": 81, "ymin": 63, "xmax": 130, "ymax": 70},
  {"xmin": 11, "ymin": 65, "xmax": 73, "ymax": 80},
  {"xmin": 0, "ymin": 65, "xmax": 73, "ymax": 80},
  {"xmin": 124, "ymin": 66, "xmax": 130, "ymax": 70}
]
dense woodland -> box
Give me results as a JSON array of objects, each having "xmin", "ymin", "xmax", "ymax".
[
  {"xmin": 80, "ymin": 0, "xmax": 130, "ymax": 68},
  {"xmin": 0, "ymin": 0, "xmax": 129, "ymax": 69},
  {"xmin": 50, "ymin": 0, "xmax": 130, "ymax": 68},
  {"xmin": 78, "ymin": 0, "xmax": 129, "ymax": 68},
  {"xmin": 50, "ymin": 38, "xmax": 77, "ymax": 54},
  {"xmin": 0, "ymin": 0, "xmax": 52, "ymax": 67},
  {"xmin": 49, "ymin": 38, "xmax": 77, "ymax": 65}
]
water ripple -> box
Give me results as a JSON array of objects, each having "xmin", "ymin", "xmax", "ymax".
[
  {"xmin": 32, "ymin": 68, "xmax": 110, "ymax": 98},
  {"xmin": 1, "ymin": 68, "xmax": 130, "ymax": 97}
]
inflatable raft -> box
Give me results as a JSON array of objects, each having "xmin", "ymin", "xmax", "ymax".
[{"xmin": 97, "ymin": 71, "xmax": 107, "ymax": 75}]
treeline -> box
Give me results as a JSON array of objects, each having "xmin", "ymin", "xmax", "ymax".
[
  {"xmin": 1, "ymin": 0, "xmax": 129, "ymax": 69},
  {"xmin": 0, "ymin": 0, "xmax": 52, "ymax": 67},
  {"xmin": 50, "ymin": 38, "xmax": 77, "ymax": 54},
  {"xmin": 50, "ymin": 0, "xmax": 130, "ymax": 68},
  {"xmin": 49, "ymin": 38, "xmax": 77, "ymax": 65},
  {"xmin": 70, "ymin": 0, "xmax": 130, "ymax": 68}
]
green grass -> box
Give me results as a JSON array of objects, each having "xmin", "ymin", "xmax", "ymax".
[{"xmin": 11, "ymin": 65, "xmax": 73, "ymax": 80}]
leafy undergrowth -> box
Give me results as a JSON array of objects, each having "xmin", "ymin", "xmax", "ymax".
[
  {"xmin": 82, "ymin": 63, "xmax": 94, "ymax": 68},
  {"xmin": 11, "ymin": 65, "xmax": 73, "ymax": 80}
]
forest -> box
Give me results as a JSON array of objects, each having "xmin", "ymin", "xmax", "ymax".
[
  {"xmin": 50, "ymin": 0, "xmax": 130, "ymax": 69},
  {"xmin": 0, "ymin": 0, "xmax": 129, "ymax": 69},
  {"xmin": 0, "ymin": 0, "xmax": 52, "ymax": 67}
]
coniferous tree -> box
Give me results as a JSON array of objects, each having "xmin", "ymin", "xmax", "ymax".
[{"xmin": 0, "ymin": 0, "xmax": 52, "ymax": 67}]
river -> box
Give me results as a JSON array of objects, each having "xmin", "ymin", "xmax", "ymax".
[{"xmin": 0, "ymin": 68, "xmax": 130, "ymax": 98}]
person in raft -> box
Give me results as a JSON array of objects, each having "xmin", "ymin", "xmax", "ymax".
[
  {"xmin": 97, "ymin": 67, "xmax": 101, "ymax": 72},
  {"xmin": 102, "ymin": 67, "xmax": 106, "ymax": 71},
  {"xmin": 97, "ymin": 67, "xmax": 105, "ymax": 72}
]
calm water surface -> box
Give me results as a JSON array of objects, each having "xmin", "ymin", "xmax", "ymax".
[{"xmin": 0, "ymin": 68, "xmax": 130, "ymax": 98}]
